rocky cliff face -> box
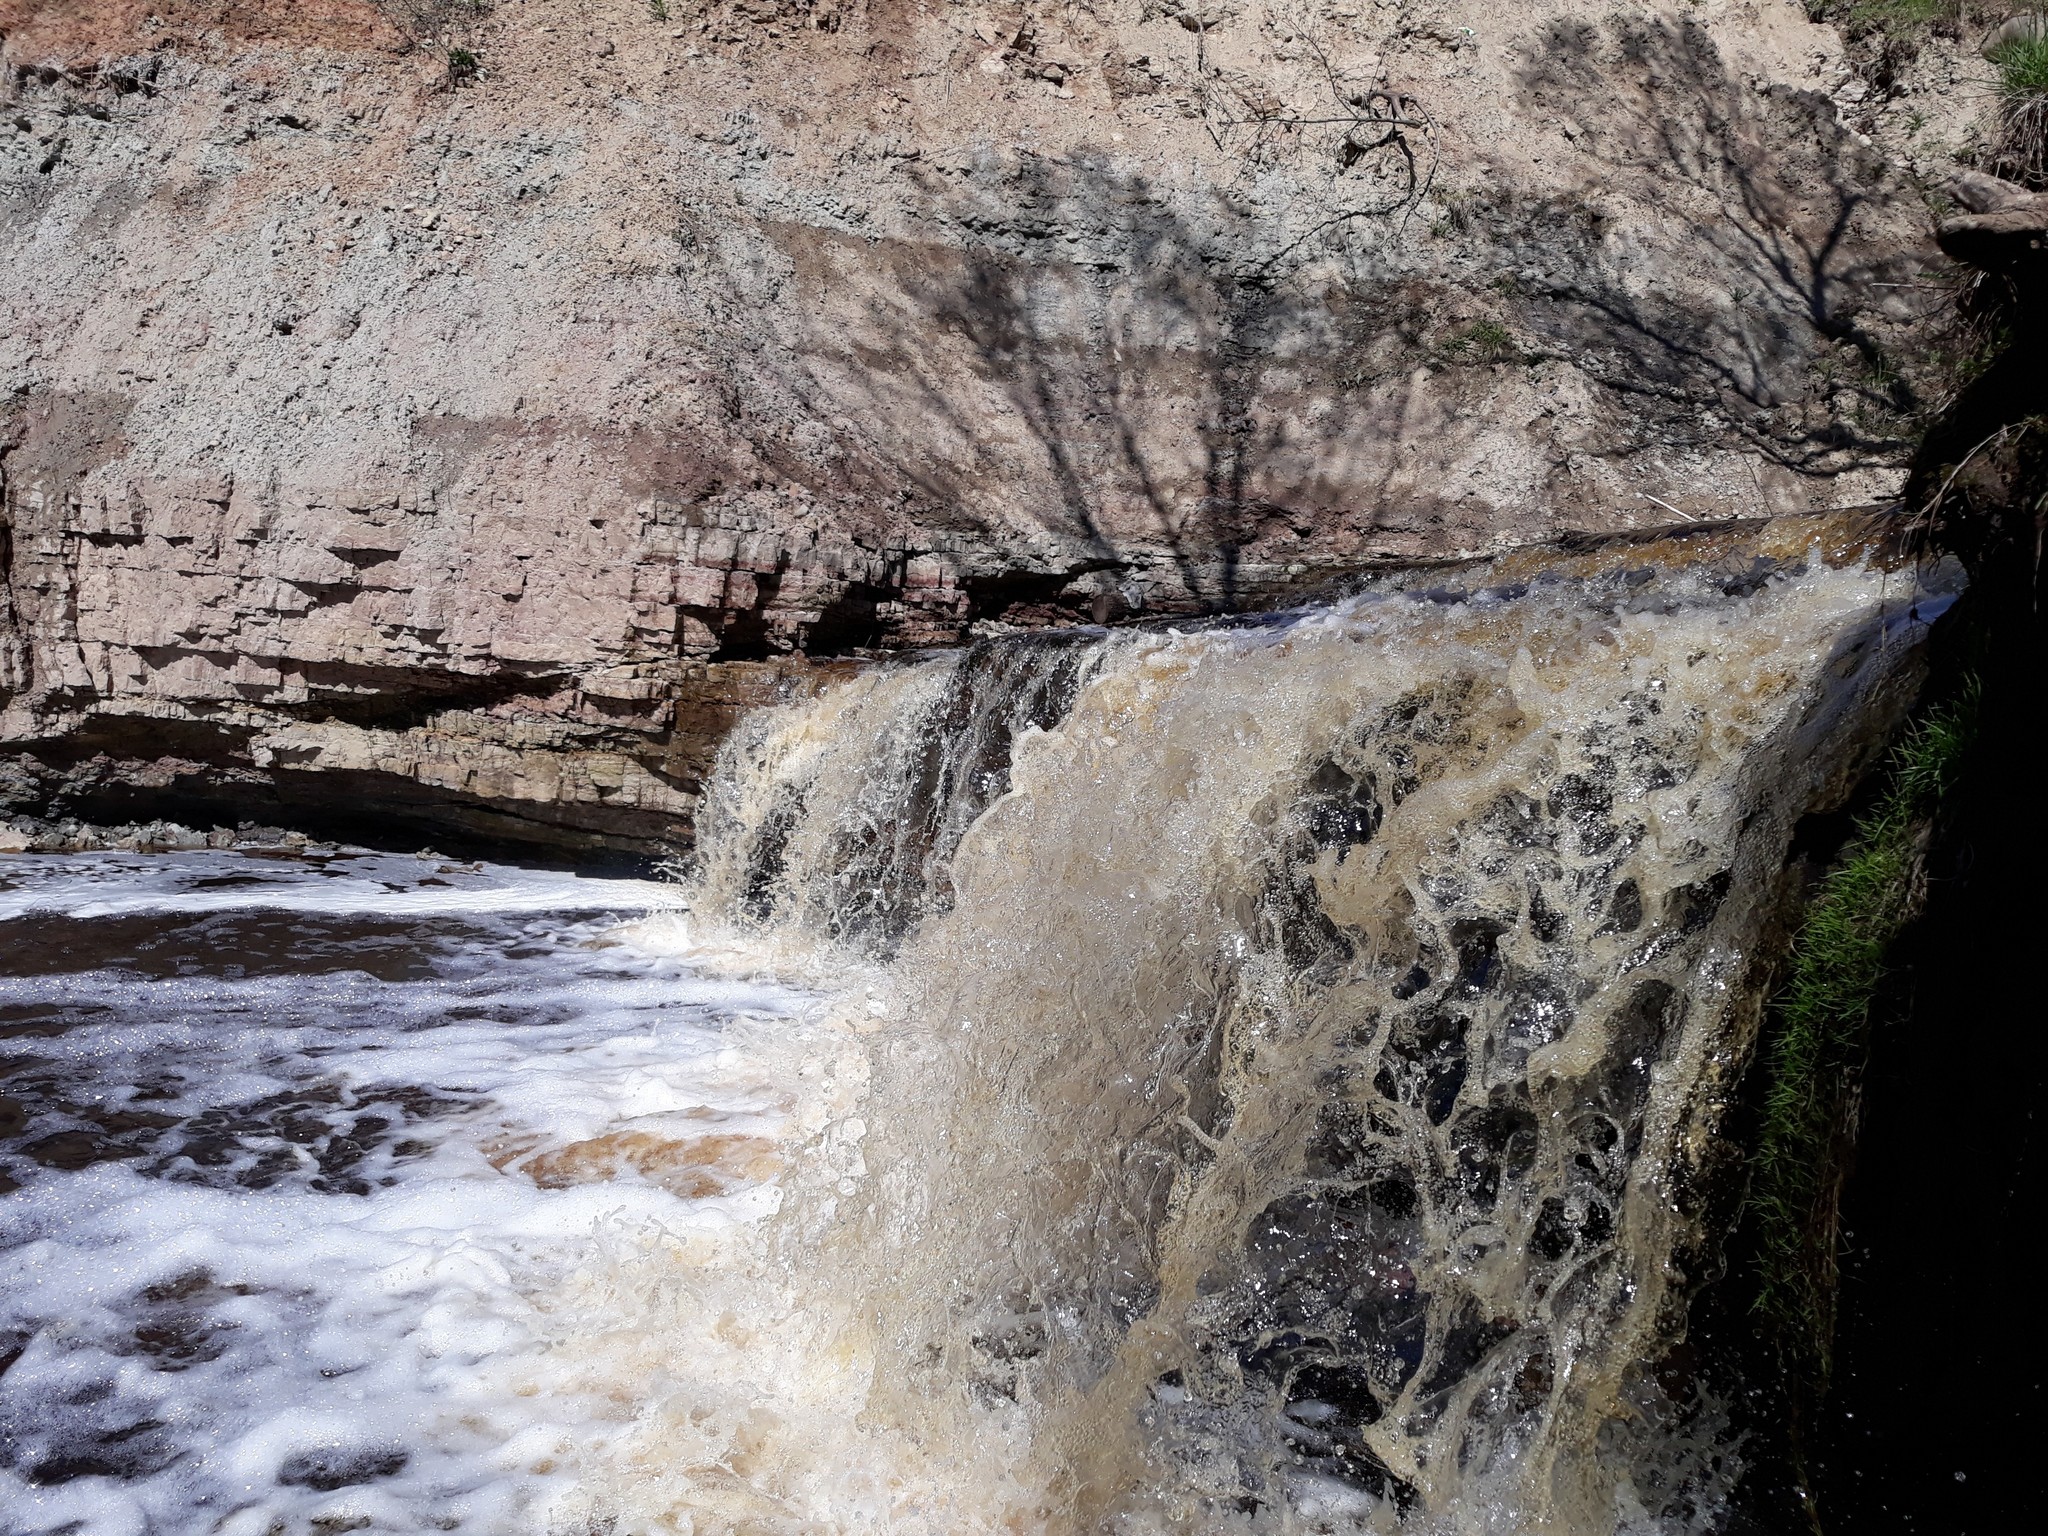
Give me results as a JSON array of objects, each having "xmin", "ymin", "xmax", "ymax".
[{"xmin": 0, "ymin": 0, "xmax": 1988, "ymax": 854}]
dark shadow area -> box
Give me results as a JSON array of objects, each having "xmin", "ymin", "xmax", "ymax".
[
  {"xmin": 810, "ymin": 149, "xmax": 1386, "ymax": 616},
  {"xmin": 1809, "ymin": 309, "xmax": 2048, "ymax": 1530},
  {"xmin": 1, "ymin": 731, "xmax": 662, "ymax": 872},
  {"xmin": 1513, "ymin": 14, "xmax": 1926, "ymax": 473},
  {"xmin": 1808, "ymin": 606, "xmax": 2048, "ymax": 1531},
  {"xmin": 46, "ymin": 653, "xmax": 574, "ymax": 734},
  {"xmin": 752, "ymin": 13, "xmax": 1932, "ymax": 627},
  {"xmin": 1687, "ymin": 258, "xmax": 2047, "ymax": 1527}
]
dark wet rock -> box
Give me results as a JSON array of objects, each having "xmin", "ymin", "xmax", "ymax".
[{"xmin": 278, "ymin": 1446, "xmax": 410, "ymax": 1492}]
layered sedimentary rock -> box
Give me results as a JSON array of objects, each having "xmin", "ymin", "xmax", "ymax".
[{"xmin": 0, "ymin": 0, "xmax": 1990, "ymax": 851}]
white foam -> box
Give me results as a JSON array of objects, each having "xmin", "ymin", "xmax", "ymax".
[
  {"xmin": 0, "ymin": 848, "xmax": 685, "ymax": 921},
  {"xmin": 0, "ymin": 851, "xmax": 847, "ymax": 1536}
]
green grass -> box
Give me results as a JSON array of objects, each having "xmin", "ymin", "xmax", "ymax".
[
  {"xmin": 1994, "ymin": 33, "xmax": 2048, "ymax": 98},
  {"xmin": 1749, "ymin": 682, "xmax": 1978, "ymax": 1376},
  {"xmin": 1439, "ymin": 320, "xmax": 1520, "ymax": 366},
  {"xmin": 1820, "ymin": 0, "xmax": 1958, "ymax": 29},
  {"xmin": 1850, "ymin": 0, "xmax": 1954, "ymax": 27},
  {"xmin": 1993, "ymin": 29, "xmax": 2048, "ymax": 186}
]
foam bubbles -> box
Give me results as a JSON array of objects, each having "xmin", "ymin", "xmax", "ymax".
[{"xmin": 0, "ymin": 850, "xmax": 836, "ymax": 1536}]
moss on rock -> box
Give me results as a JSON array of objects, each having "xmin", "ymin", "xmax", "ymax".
[{"xmin": 1749, "ymin": 681, "xmax": 1979, "ymax": 1376}]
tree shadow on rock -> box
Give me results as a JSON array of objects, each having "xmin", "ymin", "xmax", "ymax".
[
  {"xmin": 783, "ymin": 148, "xmax": 1434, "ymax": 618},
  {"xmin": 922, "ymin": 152, "xmax": 1293, "ymax": 612},
  {"xmin": 1512, "ymin": 13, "xmax": 1928, "ymax": 475}
]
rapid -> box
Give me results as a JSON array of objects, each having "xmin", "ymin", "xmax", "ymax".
[{"xmin": 0, "ymin": 514, "xmax": 1955, "ymax": 1535}]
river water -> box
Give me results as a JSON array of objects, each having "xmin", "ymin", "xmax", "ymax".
[
  {"xmin": 0, "ymin": 516, "xmax": 1957, "ymax": 1535},
  {"xmin": 0, "ymin": 851, "xmax": 881, "ymax": 1536}
]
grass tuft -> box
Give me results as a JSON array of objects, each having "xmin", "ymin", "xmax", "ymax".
[
  {"xmin": 375, "ymin": 0, "xmax": 493, "ymax": 46},
  {"xmin": 1849, "ymin": 0, "xmax": 1956, "ymax": 28},
  {"xmin": 1992, "ymin": 30, "xmax": 2048, "ymax": 185},
  {"xmin": 1749, "ymin": 681, "xmax": 1978, "ymax": 1377},
  {"xmin": 1995, "ymin": 32, "xmax": 2048, "ymax": 97},
  {"xmin": 1818, "ymin": 0, "xmax": 1961, "ymax": 35},
  {"xmin": 1439, "ymin": 319, "xmax": 1521, "ymax": 366}
]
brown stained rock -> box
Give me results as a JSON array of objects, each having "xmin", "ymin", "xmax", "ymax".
[
  {"xmin": 1946, "ymin": 169, "xmax": 2041, "ymax": 214},
  {"xmin": 1937, "ymin": 205, "xmax": 2048, "ymax": 269},
  {"xmin": 0, "ymin": 1, "xmax": 403, "ymax": 59}
]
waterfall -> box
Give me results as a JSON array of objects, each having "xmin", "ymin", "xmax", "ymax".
[
  {"xmin": 694, "ymin": 630, "xmax": 1104, "ymax": 947},
  {"xmin": 675, "ymin": 514, "xmax": 1955, "ymax": 1534}
]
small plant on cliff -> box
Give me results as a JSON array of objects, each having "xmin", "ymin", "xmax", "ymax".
[
  {"xmin": 1439, "ymin": 320, "xmax": 1521, "ymax": 366},
  {"xmin": 1815, "ymin": 0, "xmax": 1960, "ymax": 39},
  {"xmin": 1749, "ymin": 682, "xmax": 1979, "ymax": 1378},
  {"xmin": 448, "ymin": 47, "xmax": 481, "ymax": 87},
  {"xmin": 1996, "ymin": 28, "xmax": 2048, "ymax": 93},
  {"xmin": 1848, "ymin": 0, "xmax": 1958, "ymax": 26}
]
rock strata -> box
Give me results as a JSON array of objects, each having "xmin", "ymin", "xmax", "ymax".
[{"xmin": 0, "ymin": 0, "xmax": 1990, "ymax": 853}]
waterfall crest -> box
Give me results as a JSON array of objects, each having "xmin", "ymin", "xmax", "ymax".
[{"xmin": 678, "ymin": 514, "xmax": 1955, "ymax": 1533}]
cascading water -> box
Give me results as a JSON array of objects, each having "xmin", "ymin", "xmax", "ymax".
[
  {"xmin": 641, "ymin": 512, "xmax": 1956, "ymax": 1535},
  {"xmin": 0, "ymin": 513, "xmax": 1958, "ymax": 1536},
  {"xmin": 694, "ymin": 630, "xmax": 1104, "ymax": 946}
]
